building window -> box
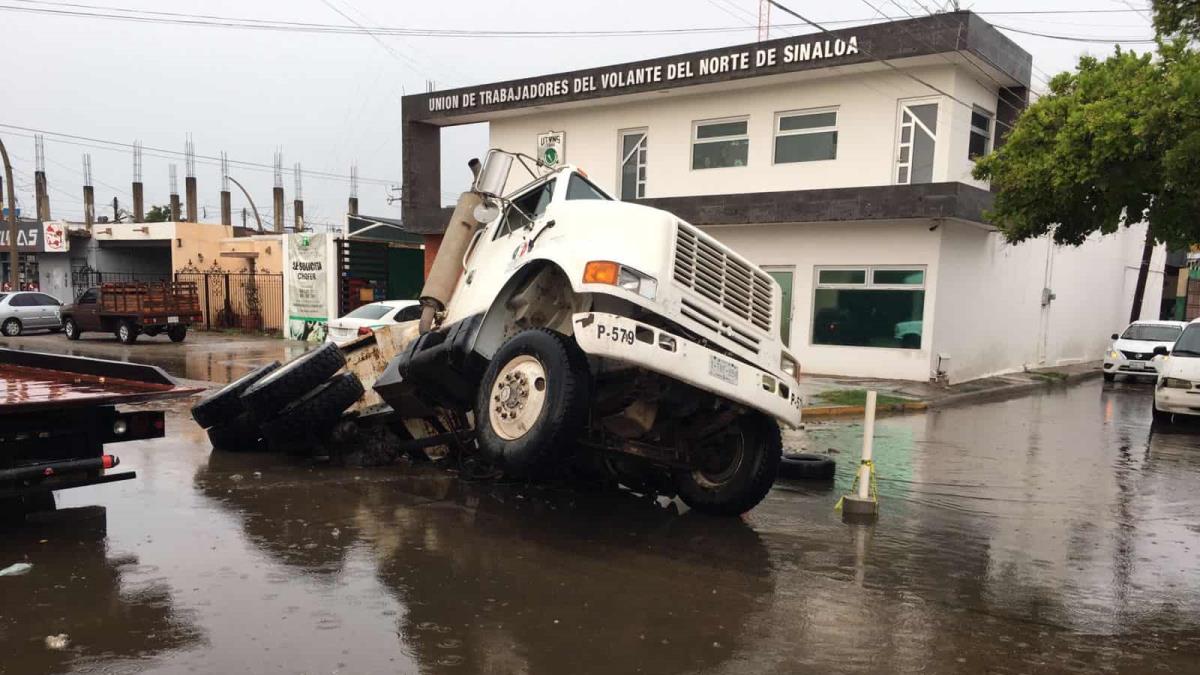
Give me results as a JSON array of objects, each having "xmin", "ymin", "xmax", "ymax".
[
  {"xmin": 968, "ymin": 107, "xmax": 993, "ymax": 160},
  {"xmin": 812, "ymin": 266, "xmax": 926, "ymax": 349},
  {"xmin": 619, "ymin": 129, "xmax": 647, "ymax": 200},
  {"xmin": 774, "ymin": 109, "xmax": 837, "ymax": 164},
  {"xmin": 896, "ymin": 101, "xmax": 938, "ymax": 184},
  {"xmin": 692, "ymin": 117, "xmax": 749, "ymax": 170},
  {"xmin": 766, "ymin": 268, "xmax": 795, "ymax": 346}
]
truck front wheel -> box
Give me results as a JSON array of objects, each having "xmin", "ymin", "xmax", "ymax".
[
  {"xmin": 673, "ymin": 413, "xmax": 781, "ymax": 516},
  {"xmin": 474, "ymin": 328, "xmax": 590, "ymax": 476},
  {"xmin": 116, "ymin": 321, "xmax": 139, "ymax": 344},
  {"xmin": 63, "ymin": 317, "xmax": 81, "ymax": 340}
]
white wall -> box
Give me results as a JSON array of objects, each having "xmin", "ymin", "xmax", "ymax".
[
  {"xmin": 931, "ymin": 220, "xmax": 1166, "ymax": 383},
  {"xmin": 705, "ymin": 220, "xmax": 941, "ymax": 381},
  {"xmin": 489, "ymin": 64, "xmax": 999, "ymax": 198}
]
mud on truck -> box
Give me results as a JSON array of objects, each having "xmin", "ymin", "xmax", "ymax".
[{"xmin": 193, "ymin": 150, "xmax": 802, "ymax": 515}]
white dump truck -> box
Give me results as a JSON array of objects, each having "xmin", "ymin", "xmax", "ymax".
[
  {"xmin": 373, "ymin": 150, "xmax": 802, "ymax": 515},
  {"xmin": 192, "ymin": 149, "xmax": 802, "ymax": 515}
]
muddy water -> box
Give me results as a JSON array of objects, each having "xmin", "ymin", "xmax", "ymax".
[{"xmin": 1, "ymin": 380, "xmax": 1199, "ymax": 674}]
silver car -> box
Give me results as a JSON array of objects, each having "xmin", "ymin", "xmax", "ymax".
[{"xmin": 0, "ymin": 291, "xmax": 64, "ymax": 336}]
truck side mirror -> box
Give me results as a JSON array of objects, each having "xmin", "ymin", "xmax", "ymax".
[
  {"xmin": 1154, "ymin": 345, "xmax": 1169, "ymax": 356},
  {"xmin": 473, "ymin": 150, "xmax": 514, "ymax": 199},
  {"xmin": 1110, "ymin": 333, "xmax": 1119, "ymax": 341}
]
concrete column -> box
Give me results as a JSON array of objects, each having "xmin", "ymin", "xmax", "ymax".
[
  {"xmin": 185, "ymin": 176, "xmax": 198, "ymax": 222},
  {"xmin": 83, "ymin": 185, "xmax": 95, "ymax": 228},
  {"xmin": 401, "ymin": 120, "xmax": 440, "ymax": 231},
  {"xmin": 273, "ymin": 186, "xmax": 285, "ymax": 233},
  {"xmin": 220, "ymin": 190, "xmax": 232, "ymax": 226},
  {"xmin": 132, "ymin": 182, "xmax": 144, "ymax": 222},
  {"xmin": 293, "ymin": 199, "xmax": 304, "ymax": 232},
  {"xmin": 34, "ymin": 170, "xmax": 50, "ymax": 220},
  {"xmin": 170, "ymin": 193, "xmax": 181, "ymax": 222},
  {"xmin": 348, "ymin": 196, "xmax": 359, "ymax": 216}
]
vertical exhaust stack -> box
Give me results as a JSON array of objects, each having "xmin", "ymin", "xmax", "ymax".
[
  {"xmin": 34, "ymin": 135, "xmax": 50, "ymax": 221},
  {"xmin": 272, "ymin": 150, "xmax": 284, "ymax": 233},
  {"xmin": 418, "ymin": 158, "xmax": 484, "ymax": 334},
  {"xmin": 348, "ymin": 164, "xmax": 359, "ymax": 216},
  {"xmin": 293, "ymin": 163, "xmax": 304, "ymax": 232},
  {"xmin": 82, "ymin": 153, "xmax": 95, "ymax": 229},
  {"xmin": 169, "ymin": 164, "xmax": 181, "ymax": 222},
  {"xmin": 132, "ymin": 141, "xmax": 144, "ymax": 223},
  {"xmin": 184, "ymin": 135, "xmax": 198, "ymax": 222},
  {"xmin": 219, "ymin": 151, "xmax": 232, "ymax": 226}
]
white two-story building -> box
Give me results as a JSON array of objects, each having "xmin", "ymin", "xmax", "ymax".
[{"xmin": 399, "ymin": 11, "xmax": 1164, "ymax": 383}]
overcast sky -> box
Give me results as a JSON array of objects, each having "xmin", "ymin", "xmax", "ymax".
[{"xmin": 1, "ymin": 0, "xmax": 1156, "ymax": 230}]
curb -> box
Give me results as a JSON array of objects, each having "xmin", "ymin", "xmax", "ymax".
[
  {"xmin": 927, "ymin": 369, "xmax": 1101, "ymax": 410},
  {"xmin": 803, "ymin": 401, "xmax": 928, "ymax": 419}
]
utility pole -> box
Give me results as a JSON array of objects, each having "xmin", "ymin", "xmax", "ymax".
[
  {"xmin": 112, "ymin": 197, "xmax": 119, "ymax": 223},
  {"xmin": 0, "ymin": 135, "xmax": 19, "ymax": 290}
]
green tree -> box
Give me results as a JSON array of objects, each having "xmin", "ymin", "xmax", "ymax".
[
  {"xmin": 1153, "ymin": 0, "xmax": 1200, "ymax": 40},
  {"xmin": 973, "ymin": 47, "xmax": 1200, "ymax": 322},
  {"xmin": 144, "ymin": 204, "xmax": 174, "ymax": 222}
]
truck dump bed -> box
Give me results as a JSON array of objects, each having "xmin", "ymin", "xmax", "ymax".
[
  {"xmin": 100, "ymin": 281, "xmax": 202, "ymax": 318},
  {"xmin": 0, "ymin": 348, "xmax": 198, "ymax": 413}
]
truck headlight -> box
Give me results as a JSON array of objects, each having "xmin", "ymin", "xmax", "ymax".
[
  {"xmin": 584, "ymin": 261, "xmax": 657, "ymax": 300},
  {"xmin": 1162, "ymin": 377, "xmax": 1192, "ymax": 389},
  {"xmin": 780, "ymin": 353, "xmax": 800, "ymax": 383}
]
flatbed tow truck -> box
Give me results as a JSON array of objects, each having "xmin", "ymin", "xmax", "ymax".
[{"xmin": 0, "ymin": 348, "xmax": 199, "ymax": 519}]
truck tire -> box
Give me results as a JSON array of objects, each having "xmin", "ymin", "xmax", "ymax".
[
  {"xmin": 63, "ymin": 317, "xmax": 81, "ymax": 340},
  {"xmin": 116, "ymin": 320, "xmax": 138, "ymax": 344},
  {"xmin": 192, "ymin": 361, "xmax": 282, "ymax": 429},
  {"xmin": 2, "ymin": 318, "xmax": 22, "ymax": 336},
  {"xmin": 474, "ymin": 328, "xmax": 591, "ymax": 476},
  {"xmin": 673, "ymin": 413, "xmax": 781, "ymax": 516},
  {"xmin": 240, "ymin": 342, "xmax": 346, "ymax": 421},
  {"xmin": 206, "ymin": 411, "xmax": 266, "ymax": 452},
  {"xmin": 168, "ymin": 325, "xmax": 187, "ymax": 342},
  {"xmin": 778, "ymin": 453, "xmax": 836, "ymax": 481},
  {"xmin": 260, "ymin": 372, "xmax": 364, "ymax": 452}
]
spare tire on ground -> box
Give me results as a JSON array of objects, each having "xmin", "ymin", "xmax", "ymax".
[
  {"xmin": 207, "ymin": 411, "xmax": 267, "ymax": 452},
  {"xmin": 240, "ymin": 342, "xmax": 346, "ymax": 421},
  {"xmin": 778, "ymin": 453, "xmax": 836, "ymax": 481},
  {"xmin": 261, "ymin": 372, "xmax": 365, "ymax": 452},
  {"xmin": 192, "ymin": 361, "xmax": 282, "ymax": 429}
]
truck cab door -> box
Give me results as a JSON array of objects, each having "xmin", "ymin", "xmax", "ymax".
[
  {"xmin": 74, "ymin": 288, "xmax": 100, "ymax": 330},
  {"xmin": 445, "ymin": 177, "xmax": 557, "ymax": 324}
]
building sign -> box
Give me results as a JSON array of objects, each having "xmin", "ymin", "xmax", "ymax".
[
  {"xmin": 285, "ymin": 233, "xmax": 330, "ymax": 342},
  {"xmin": 537, "ymin": 131, "xmax": 565, "ymax": 166},
  {"xmin": 425, "ymin": 35, "xmax": 860, "ymax": 114},
  {"xmin": 0, "ymin": 221, "xmax": 70, "ymax": 253}
]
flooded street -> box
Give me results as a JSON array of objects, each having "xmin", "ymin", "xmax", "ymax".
[{"xmin": 2, "ymin": 379, "xmax": 1199, "ymax": 674}]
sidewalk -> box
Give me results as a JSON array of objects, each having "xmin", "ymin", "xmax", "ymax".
[{"xmin": 797, "ymin": 361, "xmax": 1102, "ymax": 419}]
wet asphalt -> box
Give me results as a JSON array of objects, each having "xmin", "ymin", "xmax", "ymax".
[{"xmin": 1, "ymin": 332, "xmax": 1199, "ymax": 674}]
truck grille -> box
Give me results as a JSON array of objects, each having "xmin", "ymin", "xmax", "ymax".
[{"xmin": 673, "ymin": 224, "xmax": 773, "ymax": 332}]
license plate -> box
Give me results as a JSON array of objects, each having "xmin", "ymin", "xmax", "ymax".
[
  {"xmin": 708, "ymin": 354, "xmax": 739, "ymax": 385},
  {"xmin": 1130, "ymin": 362, "xmax": 1148, "ymax": 370},
  {"xmin": 167, "ymin": 316, "xmax": 179, "ymax": 324}
]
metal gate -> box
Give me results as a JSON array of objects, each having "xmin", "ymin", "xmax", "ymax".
[
  {"xmin": 336, "ymin": 239, "xmax": 424, "ymax": 316},
  {"xmin": 71, "ymin": 266, "xmax": 169, "ymax": 299},
  {"xmin": 174, "ymin": 272, "xmax": 284, "ymax": 335}
]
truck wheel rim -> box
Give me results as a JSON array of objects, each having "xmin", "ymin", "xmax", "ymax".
[
  {"xmin": 120, "ymin": 325, "xmax": 129, "ymax": 340},
  {"xmin": 693, "ymin": 431, "xmax": 746, "ymax": 488},
  {"xmin": 489, "ymin": 354, "xmax": 548, "ymax": 441}
]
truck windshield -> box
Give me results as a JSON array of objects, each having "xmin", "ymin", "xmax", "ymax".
[
  {"xmin": 496, "ymin": 178, "xmax": 556, "ymax": 238},
  {"xmin": 1172, "ymin": 325, "xmax": 1200, "ymax": 356},
  {"xmin": 565, "ymin": 173, "xmax": 611, "ymax": 201},
  {"xmin": 1122, "ymin": 324, "xmax": 1182, "ymax": 342}
]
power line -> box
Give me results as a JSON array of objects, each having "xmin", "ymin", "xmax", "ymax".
[
  {"xmin": 991, "ymin": 23, "xmax": 1156, "ymax": 44},
  {"xmin": 0, "ymin": 123, "xmax": 395, "ymax": 186}
]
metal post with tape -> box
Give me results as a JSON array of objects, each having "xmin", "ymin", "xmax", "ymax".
[{"xmin": 836, "ymin": 390, "xmax": 879, "ymax": 520}]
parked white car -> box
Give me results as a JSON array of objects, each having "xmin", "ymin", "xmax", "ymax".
[
  {"xmin": 0, "ymin": 291, "xmax": 64, "ymax": 336},
  {"xmin": 326, "ymin": 300, "xmax": 421, "ymax": 346},
  {"xmin": 1152, "ymin": 319, "xmax": 1200, "ymax": 423},
  {"xmin": 1103, "ymin": 320, "xmax": 1188, "ymax": 381}
]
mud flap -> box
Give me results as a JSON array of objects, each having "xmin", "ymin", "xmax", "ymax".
[{"xmin": 374, "ymin": 314, "xmax": 484, "ymax": 415}]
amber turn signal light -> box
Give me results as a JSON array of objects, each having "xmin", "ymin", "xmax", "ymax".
[{"xmin": 583, "ymin": 261, "xmax": 620, "ymax": 285}]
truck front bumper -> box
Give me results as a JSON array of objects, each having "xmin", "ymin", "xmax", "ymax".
[{"xmin": 572, "ymin": 312, "xmax": 802, "ymax": 429}]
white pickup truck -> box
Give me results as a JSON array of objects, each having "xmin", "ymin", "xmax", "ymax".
[{"xmin": 371, "ymin": 150, "xmax": 802, "ymax": 515}]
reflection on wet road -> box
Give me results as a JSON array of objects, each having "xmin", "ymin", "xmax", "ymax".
[{"xmin": 2, "ymin": 380, "xmax": 1199, "ymax": 673}]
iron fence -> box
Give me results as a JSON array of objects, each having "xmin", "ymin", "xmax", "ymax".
[
  {"xmin": 71, "ymin": 268, "xmax": 170, "ymax": 299},
  {"xmin": 175, "ymin": 272, "xmax": 285, "ymax": 335}
]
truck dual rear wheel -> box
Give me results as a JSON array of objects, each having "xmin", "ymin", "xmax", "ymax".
[
  {"xmin": 474, "ymin": 328, "xmax": 590, "ymax": 476},
  {"xmin": 168, "ymin": 325, "xmax": 188, "ymax": 342},
  {"xmin": 673, "ymin": 414, "xmax": 782, "ymax": 516}
]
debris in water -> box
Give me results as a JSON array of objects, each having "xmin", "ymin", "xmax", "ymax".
[
  {"xmin": 230, "ymin": 474, "xmax": 244, "ymax": 482},
  {"xmin": 0, "ymin": 562, "xmax": 32, "ymax": 576},
  {"xmin": 331, "ymin": 528, "xmax": 341, "ymax": 538},
  {"xmin": 44, "ymin": 634, "xmax": 69, "ymax": 650},
  {"xmin": 253, "ymin": 471, "xmax": 262, "ymax": 479}
]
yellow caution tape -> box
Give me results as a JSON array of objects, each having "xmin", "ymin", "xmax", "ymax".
[{"xmin": 834, "ymin": 459, "xmax": 878, "ymax": 512}]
